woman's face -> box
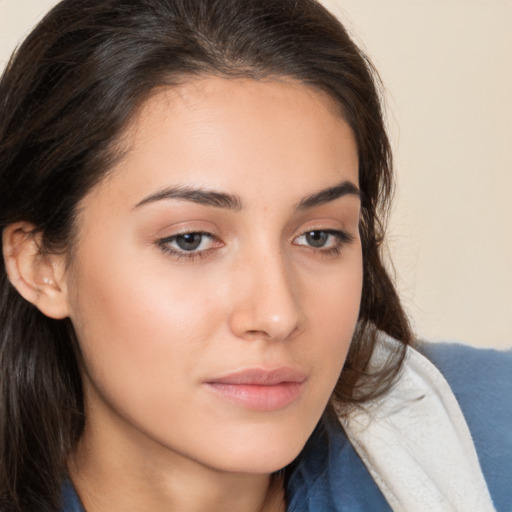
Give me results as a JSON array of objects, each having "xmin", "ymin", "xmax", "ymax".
[{"xmin": 65, "ymin": 77, "xmax": 362, "ymax": 475}]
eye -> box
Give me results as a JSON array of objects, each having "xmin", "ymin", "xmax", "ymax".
[
  {"xmin": 302, "ymin": 231, "xmax": 330, "ymax": 248},
  {"xmin": 156, "ymin": 231, "xmax": 221, "ymax": 260},
  {"xmin": 173, "ymin": 233, "xmax": 206, "ymax": 251},
  {"xmin": 293, "ymin": 229, "xmax": 354, "ymax": 254}
]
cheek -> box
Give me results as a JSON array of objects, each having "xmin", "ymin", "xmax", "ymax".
[
  {"xmin": 306, "ymin": 250, "xmax": 363, "ymax": 337},
  {"xmin": 66, "ymin": 246, "xmax": 225, "ymax": 407},
  {"xmin": 67, "ymin": 259, "xmax": 231, "ymax": 463},
  {"xmin": 298, "ymin": 249, "xmax": 363, "ymax": 386}
]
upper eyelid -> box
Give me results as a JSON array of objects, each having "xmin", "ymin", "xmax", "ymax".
[
  {"xmin": 163, "ymin": 230, "xmax": 215, "ymax": 239},
  {"xmin": 290, "ymin": 215, "xmax": 357, "ymax": 233},
  {"xmin": 293, "ymin": 229, "xmax": 354, "ymax": 243},
  {"xmin": 157, "ymin": 224, "xmax": 220, "ymax": 239},
  {"xmin": 292, "ymin": 226, "xmax": 354, "ymax": 240}
]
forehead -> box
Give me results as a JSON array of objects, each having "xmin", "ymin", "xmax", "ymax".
[{"xmin": 87, "ymin": 77, "xmax": 359, "ymax": 210}]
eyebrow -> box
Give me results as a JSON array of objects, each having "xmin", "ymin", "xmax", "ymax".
[
  {"xmin": 134, "ymin": 186, "xmax": 243, "ymax": 211},
  {"xmin": 296, "ymin": 180, "xmax": 360, "ymax": 210},
  {"xmin": 134, "ymin": 180, "xmax": 360, "ymax": 211}
]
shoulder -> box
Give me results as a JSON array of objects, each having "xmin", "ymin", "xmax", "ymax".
[{"xmin": 418, "ymin": 341, "xmax": 512, "ymax": 512}]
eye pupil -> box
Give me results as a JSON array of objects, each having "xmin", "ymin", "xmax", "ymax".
[
  {"xmin": 176, "ymin": 233, "xmax": 202, "ymax": 251},
  {"xmin": 306, "ymin": 231, "xmax": 328, "ymax": 247}
]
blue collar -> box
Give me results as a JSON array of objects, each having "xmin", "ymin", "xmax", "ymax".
[
  {"xmin": 61, "ymin": 479, "xmax": 85, "ymax": 512},
  {"xmin": 286, "ymin": 411, "xmax": 390, "ymax": 511}
]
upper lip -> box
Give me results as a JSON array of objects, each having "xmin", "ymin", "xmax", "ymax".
[{"xmin": 206, "ymin": 367, "xmax": 307, "ymax": 386}]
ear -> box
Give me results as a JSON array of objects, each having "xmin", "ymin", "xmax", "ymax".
[{"xmin": 2, "ymin": 222, "xmax": 70, "ymax": 319}]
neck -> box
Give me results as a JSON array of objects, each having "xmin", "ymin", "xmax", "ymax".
[{"xmin": 68, "ymin": 412, "xmax": 286, "ymax": 512}]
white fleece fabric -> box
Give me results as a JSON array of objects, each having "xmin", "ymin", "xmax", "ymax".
[{"xmin": 338, "ymin": 339, "xmax": 496, "ymax": 512}]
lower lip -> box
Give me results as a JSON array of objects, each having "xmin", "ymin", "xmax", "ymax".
[{"xmin": 205, "ymin": 382, "xmax": 304, "ymax": 411}]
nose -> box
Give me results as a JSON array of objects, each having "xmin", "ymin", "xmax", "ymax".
[{"xmin": 228, "ymin": 250, "xmax": 305, "ymax": 342}]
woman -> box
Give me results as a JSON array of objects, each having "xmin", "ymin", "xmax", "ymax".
[{"xmin": 0, "ymin": 1, "xmax": 509, "ymax": 511}]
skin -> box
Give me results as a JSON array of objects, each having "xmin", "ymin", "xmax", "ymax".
[{"xmin": 29, "ymin": 77, "xmax": 362, "ymax": 511}]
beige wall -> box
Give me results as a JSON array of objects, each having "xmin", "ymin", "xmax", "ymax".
[
  {"xmin": 1, "ymin": 0, "xmax": 511, "ymax": 349},
  {"xmin": 322, "ymin": 0, "xmax": 512, "ymax": 349}
]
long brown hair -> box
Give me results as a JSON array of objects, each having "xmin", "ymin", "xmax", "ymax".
[{"xmin": 0, "ymin": 0, "xmax": 411, "ymax": 509}]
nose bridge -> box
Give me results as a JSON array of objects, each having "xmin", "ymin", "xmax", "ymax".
[{"xmin": 228, "ymin": 241, "xmax": 304, "ymax": 341}]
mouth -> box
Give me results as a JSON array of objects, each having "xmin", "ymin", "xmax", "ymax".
[{"xmin": 204, "ymin": 367, "xmax": 307, "ymax": 411}]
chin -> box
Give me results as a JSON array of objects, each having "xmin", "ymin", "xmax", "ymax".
[
  {"xmin": 200, "ymin": 425, "xmax": 312, "ymax": 475},
  {"xmin": 214, "ymin": 451, "xmax": 301, "ymax": 475}
]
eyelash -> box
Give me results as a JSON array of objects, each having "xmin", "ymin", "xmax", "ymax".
[
  {"xmin": 155, "ymin": 229, "xmax": 355, "ymax": 261},
  {"xmin": 156, "ymin": 231, "xmax": 219, "ymax": 261},
  {"xmin": 294, "ymin": 229, "xmax": 355, "ymax": 257}
]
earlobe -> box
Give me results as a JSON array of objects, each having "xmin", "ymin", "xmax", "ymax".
[{"xmin": 2, "ymin": 222, "xmax": 70, "ymax": 319}]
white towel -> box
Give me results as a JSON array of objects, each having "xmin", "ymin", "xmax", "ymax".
[{"xmin": 338, "ymin": 338, "xmax": 496, "ymax": 512}]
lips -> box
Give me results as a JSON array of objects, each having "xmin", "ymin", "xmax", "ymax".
[{"xmin": 205, "ymin": 367, "xmax": 307, "ymax": 411}]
